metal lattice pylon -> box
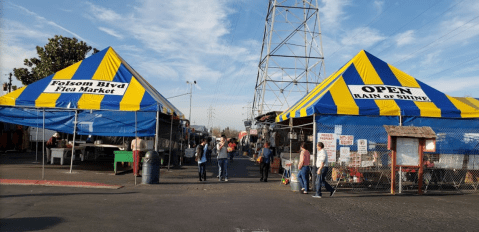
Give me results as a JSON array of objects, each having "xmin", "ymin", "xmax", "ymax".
[{"xmin": 253, "ymin": 0, "xmax": 325, "ymax": 118}]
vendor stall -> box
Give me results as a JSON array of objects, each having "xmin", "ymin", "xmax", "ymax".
[
  {"xmin": 276, "ymin": 50, "xmax": 479, "ymax": 193},
  {"xmin": 0, "ymin": 47, "xmax": 184, "ymax": 178}
]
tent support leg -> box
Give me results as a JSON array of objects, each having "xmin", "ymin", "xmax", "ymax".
[
  {"xmin": 70, "ymin": 110, "xmax": 78, "ymax": 173},
  {"xmin": 312, "ymin": 114, "xmax": 317, "ymax": 192},
  {"xmin": 42, "ymin": 108, "xmax": 45, "ymax": 180},
  {"xmin": 135, "ymin": 111, "xmax": 137, "ymax": 186},
  {"xmin": 155, "ymin": 109, "xmax": 159, "ymax": 152},
  {"xmin": 168, "ymin": 115, "xmax": 173, "ymax": 171}
]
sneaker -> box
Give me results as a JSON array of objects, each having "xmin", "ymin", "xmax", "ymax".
[
  {"xmin": 330, "ymin": 189, "xmax": 336, "ymax": 197},
  {"xmin": 225, "ymin": 178, "xmax": 229, "ymax": 182},
  {"xmin": 312, "ymin": 195, "xmax": 322, "ymax": 198},
  {"xmin": 260, "ymin": 178, "xmax": 263, "ymax": 182},
  {"xmin": 263, "ymin": 179, "xmax": 267, "ymax": 182},
  {"xmin": 303, "ymin": 191, "xmax": 308, "ymax": 194}
]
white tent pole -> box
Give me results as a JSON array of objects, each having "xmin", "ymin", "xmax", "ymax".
[
  {"xmin": 42, "ymin": 108, "xmax": 45, "ymax": 180},
  {"xmin": 35, "ymin": 110, "xmax": 39, "ymax": 162},
  {"xmin": 70, "ymin": 110, "xmax": 78, "ymax": 173},
  {"xmin": 168, "ymin": 115, "xmax": 173, "ymax": 171},
  {"xmin": 312, "ymin": 114, "xmax": 317, "ymax": 191},
  {"xmin": 135, "ymin": 111, "xmax": 137, "ymax": 186},
  {"xmin": 155, "ymin": 109, "xmax": 159, "ymax": 152}
]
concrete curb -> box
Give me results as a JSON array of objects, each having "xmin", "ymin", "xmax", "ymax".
[{"xmin": 0, "ymin": 179, "xmax": 123, "ymax": 189}]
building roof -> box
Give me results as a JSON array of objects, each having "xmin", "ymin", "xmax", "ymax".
[{"xmin": 383, "ymin": 125, "xmax": 436, "ymax": 138}]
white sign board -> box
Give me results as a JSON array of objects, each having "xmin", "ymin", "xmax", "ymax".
[
  {"xmin": 339, "ymin": 135, "xmax": 354, "ymax": 146},
  {"xmin": 340, "ymin": 147, "xmax": 350, "ymax": 162},
  {"xmin": 396, "ymin": 137, "xmax": 419, "ymax": 166},
  {"xmin": 357, "ymin": 139, "xmax": 368, "ymax": 155},
  {"xmin": 318, "ymin": 133, "xmax": 337, "ymax": 162},
  {"xmin": 348, "ymin": 85, "xmax": 431, "ymax": 102},
  {"xmin": 44, "ymin": 80, "xmax": 128, "ymax": 95}
]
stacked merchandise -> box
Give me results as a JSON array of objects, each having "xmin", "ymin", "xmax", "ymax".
[{"xmin": 270, "ymin": 157, "xmax": 281, "ymax": 173}]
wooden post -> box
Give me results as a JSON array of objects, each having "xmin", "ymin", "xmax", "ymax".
[
  {"xmin": 390, "ymin": 137, "xmax": 397, "ymax": 194},
  {"xmin": 417, "ymin": 139, "xmax": 425, "ymax": 195}
]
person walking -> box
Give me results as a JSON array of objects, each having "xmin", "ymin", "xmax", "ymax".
[
  {"xmin": 297, "ymin": 142, "xmax": 311, "ymax": 194},
  {"xmin": 217, "ymin": 136, "xmax": 229, "ymax": 181},
  {"xmin": 313, "ymin": 142, "xmax": 336, "ymax": 198},
  {"xmin": 196, "ymin": 139, "xmax": 207, "ymax": 181},
  {"xmin": 258, "ymin": 142, "xmax": 272, "ymax": 182}
]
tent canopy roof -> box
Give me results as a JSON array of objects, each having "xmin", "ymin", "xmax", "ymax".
[
  {"xmin": 277, "ymin": 50, "xmax": 479, "ymax": 122},
  {"xmin": 0, "ymin": 47, "xmax": 184, "ymax": 118}
]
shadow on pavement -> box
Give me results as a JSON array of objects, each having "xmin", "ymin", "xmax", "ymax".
[{"xmin": 0, "ymin": 217, "xmax": 64, "ymax": 231}]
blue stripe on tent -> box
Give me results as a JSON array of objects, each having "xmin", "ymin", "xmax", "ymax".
[
  {"xmin": 416, "ymin": 79, "xmax": 461, "ymax": 118},
  {"xmin": 15, "ymin": 74, "xmax": 55, "ymax": 107},
  {"xmin": 139, "ymin": 92, "xmax": 157, "ymax": 111},
  {"xmin": 342, "ymin": 64, "xmax": 380, "ymax": 116},
  {"xmin": 314, "ymin": 92, "xmax": 337, "ymax": 114},
  {"xmin": 100, "ymin": 64, "xmax": 133, "ymax": 110},
  {"xmin": 365, "ymin": 51, "xmax": 402, "ymax": 86},
  {"xmin": 55, "ymin": 48, "xmax": 109, "ymax": 108},
  {"xmin": 395, "ymin": 100, "xmax": 421, "ymax": 116}
]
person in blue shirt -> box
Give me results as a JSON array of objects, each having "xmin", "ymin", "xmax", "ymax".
[
  {"xmin": 259, "ymin": 142, "xmax": 272, "ymax": 182},
  {"xmin": 196, "ymin": 139, "xmax": 207, "ymax": 181}
]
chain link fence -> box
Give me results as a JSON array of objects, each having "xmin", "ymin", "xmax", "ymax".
[{"xmin": 313, "ymin": 115, "xmax": 479, "ymax": 194}]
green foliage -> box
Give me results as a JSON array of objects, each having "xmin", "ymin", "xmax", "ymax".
[{"xmin": 13, "ymin": 35, "xmax": 99, "ymax": 85}]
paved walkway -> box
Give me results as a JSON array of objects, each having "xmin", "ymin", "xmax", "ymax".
[{"xmin": 0, "ymin": 152, "xmax": 277, "ymax": 189}]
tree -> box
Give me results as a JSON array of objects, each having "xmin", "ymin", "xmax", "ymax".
[{"xmin": 13, "ymin": 35, "xmax": 100, "ymax": 85}]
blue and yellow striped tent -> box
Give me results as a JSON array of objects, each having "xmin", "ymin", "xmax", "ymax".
[
  {"xmin": 0, "ymin": 47, "xmax": 184, "ymax": 136},
  {"xmin": 277, "ymin": 50, "xmax": 479, "ymax": 122},
  {"xmin": 0, "ymin": 47, "xmax": 183, "ymax": 117}
]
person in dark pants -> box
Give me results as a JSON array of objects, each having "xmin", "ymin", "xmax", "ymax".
[
  {"xmin": 259, "ymin": 142, "xmax": 272, "ymax": 182},
  {"xmin": 313, "ymin": 142, "xmax": 336, "ymax": 198},
  {"xmin": 196, "ymin": 139, "xmax": 207, "ymax": 181}
]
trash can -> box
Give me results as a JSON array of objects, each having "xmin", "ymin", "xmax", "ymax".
[
  {"xmin": 142, "ymin": 151, "xmax": 160, "ymax": 184},
  {"xmin": 290, "ymin": 158, "xmax": 300, "ymax": 192}
]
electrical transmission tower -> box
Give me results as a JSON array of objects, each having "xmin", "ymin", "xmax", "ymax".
[
  {"xmin": 252, "ymin": 0, "xmax": 325, "ymax": 118},
  {"xmin": 207, "ymin": 106, "xmax": 214, "ymax": 130}
]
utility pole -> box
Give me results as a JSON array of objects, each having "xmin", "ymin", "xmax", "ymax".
[
  {"xmin": 8, "ymin": 73, "xmax": 12, "ymax": 93},
  {"xmin": 186, "ymin": 80, "xmax": 196, "ymax": 148}
]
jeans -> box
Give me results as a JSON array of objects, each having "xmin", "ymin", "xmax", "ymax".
[
  {"xmin": 218, "ymin": 158, "xmax": 228, "ymax": 179},
  {"xmin": 228, "ymin": 152, "xmax": 235, "ymax": 161},
  {"xmin": 198, "ymin": 162, "xmax": 206, "ymax": 180},
  {"xmin": 297, "ymin": 166, "xmax": 310, "ymax": 191},
  {"xmin": 315, "ymin": 166, "xmax": 334, "ymax": 196},
  {"xmin": 260, "ymin": 162, "xmax": 270, "ymax": 181}
]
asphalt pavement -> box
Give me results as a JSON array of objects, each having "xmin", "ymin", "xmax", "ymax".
[{"xmin": 1, "ymin": 152, "xmax": 479, "ymax": 232}]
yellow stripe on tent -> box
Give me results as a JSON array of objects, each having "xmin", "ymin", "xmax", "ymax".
[
  {"xmin": 92, "ymin": 47, "xmax": 121, "ymax": 81},
  {"xmin": 353, "ymin": 51, "xmax": 383, "ymax": 85},
  {"xmin": 77, "ymin": 94, "xmax": 104, "ymax": 110},
  {"xmin": 388, "ymin": 64, "xmax": 421, "ymax": 88},
  {"xmin": 52, "ymin": 61, "xmax": 82, "ymax": 80},
  {"xmin": 447, "ymin": 95, "xmax": 479, "ymax": 118},
  {"xmin": 375, "ymin": 100, "xmax": 400, "ymax": 116},
  {"xmin": 0, "ymin": 86, "xmax": 26, "ymax": 106},
  {"xmin": 330, "ymin": 76, "xmax": 359, "ymax": 115},
  {"xmin": 414, "ymin": 102, "xmax": 441, "ymax": 117},
  {"xmin": 76, "ymin": 48, "xmax": 123, "ymax": 110},
  {"xmin": 465, "ymin": 97, "xmax": 479, "ymax": 109},
  {"xmin": 120, "ymin": 78, "xmax": 145, "ymax": 111},
  {"xmin": 35, "ymin": 93, "xmax": 61, "ymax": 108}
]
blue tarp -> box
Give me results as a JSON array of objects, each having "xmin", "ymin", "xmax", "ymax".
[
  {"xmin": 0, "ymin": 107, "xmax": 156, "ymax": 137},
  {"xmin": 316, "ymin": 114, "xmax": 479, "ymax": 155}
]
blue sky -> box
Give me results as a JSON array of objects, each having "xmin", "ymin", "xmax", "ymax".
[{"xmin": 1, "ymin": 0, "xmax": 479, "ymax": 130}]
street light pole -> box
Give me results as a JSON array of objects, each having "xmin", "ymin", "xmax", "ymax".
[{"xmin": 186, "ymin": 80, "xmax": 196, "ymax": 148}]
